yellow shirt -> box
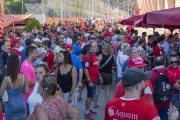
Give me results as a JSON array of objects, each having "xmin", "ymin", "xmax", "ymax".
[{"xmin": 32, "ymin": 44, "xmax": 39, "ymax": 48}]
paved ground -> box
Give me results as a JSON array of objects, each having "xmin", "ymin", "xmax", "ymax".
[{"xmin": 74, "ymin": 75, "xmax": 117, "ymax": 120}]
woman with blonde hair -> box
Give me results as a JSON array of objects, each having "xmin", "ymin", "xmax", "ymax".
[{"xmin": 93, "ymin": 44, "xmax": 115, "ymax": 108}]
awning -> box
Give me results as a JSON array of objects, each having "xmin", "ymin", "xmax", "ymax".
[{"xmin": 3, "ymin": 14, "xmax": 33, "ymax": 27}]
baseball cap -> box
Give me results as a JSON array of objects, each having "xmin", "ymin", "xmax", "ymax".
[
  {"xmin": 122, "ymin": 67, "xmax": 152, "ymax": 87},
  {"xmin": 34, "ymin": 38, "xmax": 42, "ymax": 43},
  {"xmin": 128, "ymin": 56, "xmax": 147, "ymax": 68},
  {"xmin": 37, "ymin": 48, "xmax": 45, "ymax": 56},
  {"xmin": 64, "ymin": 34, "xmax": 68, "ymax": 38},
  {"xmin": 65, "ymin": 44, "xmax": 73, "ymax": 51},
  {"xmin": 104, "ymin": 32, "xmax": 113, "ymax": 37},
  {"xmin": 12, "ymin": 39, "xmax": 21, "ymax": 44}
]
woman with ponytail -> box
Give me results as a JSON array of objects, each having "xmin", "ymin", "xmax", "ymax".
[{"xmin": 56, "ymin": 49, "xmax": 77, "ymax": 106}]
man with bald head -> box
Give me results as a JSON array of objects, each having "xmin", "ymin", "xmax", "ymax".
[{"xmin": 122, "ymin": 47, "xmax": 140, "ymax": 72}]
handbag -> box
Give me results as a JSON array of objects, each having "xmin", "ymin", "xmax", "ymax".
[
  {"xmin": 2, "ymin": 77, "xmax": 9, "ymax": 102},
  {"xmin": 99, "ymin": 55, "xmax": 112, "ymax": 69}
]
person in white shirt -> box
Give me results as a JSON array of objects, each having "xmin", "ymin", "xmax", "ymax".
[
  {"xmin": 64, "ymin": 34, "xmax": 72, "ymax": 45},
  {"xmin": 32, "ymin": 25, "xmax": 38, "ymax": 37},
  {"xmin": 116, "ymin": 43, "xmax": 130, "ymax": 83},
  {"xmin": 161, "ymin": 35, "xmax": 174, "ymax": 56}
]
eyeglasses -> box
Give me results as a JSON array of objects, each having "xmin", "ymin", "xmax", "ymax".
[
  {"xmin": 170, "ymin": 61, "xmax": 178, "ymax": 64},
  {"xmin": 60, "ymin": 49, "xmax": 66, "ymax": 52},
  {"xmin": 90, "ymin": 38, "xmax": 96, "ymax": 40}
]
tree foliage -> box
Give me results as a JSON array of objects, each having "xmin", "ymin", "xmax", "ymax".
[
  {"xmin": 48, "ymin": 9, "xmax": 56, "ymax": 17},
  {"xmin": 5, "ymin": 0, "xmax": 27, "ymax": 14},
  {"xmin": 24, "ymin": 18, "xmax": 42, "ymax": 32}
]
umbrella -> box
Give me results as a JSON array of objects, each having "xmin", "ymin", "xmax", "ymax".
[{"xmin": 142, "ymin": 7, "xmax": 180, "ymax": 29}]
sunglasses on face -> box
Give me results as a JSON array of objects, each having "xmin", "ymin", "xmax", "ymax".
[
  {"xmin": 170, "ymin": 61, "xmax": 178, "ymax": 64},
  {"xmin": 90, "ymin": 38, "xmax": 96, "ymax": 40}
]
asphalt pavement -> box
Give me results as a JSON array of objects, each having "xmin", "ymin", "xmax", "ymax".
[{"xmin": 74, "ymin": 75, "xmax": 117, "ymax": 120}]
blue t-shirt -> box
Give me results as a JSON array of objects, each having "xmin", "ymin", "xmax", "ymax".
[
  {"xmin": 71, "ymin": 54, "xmax": 83, "ymax": 83},
  {"xmin": 122, "ymin": 58, "xmax": 129, "ymax": 72},
  {"xmin": 72, "ymin": 43, "xmax": 81, "ymax": 56},
  {"xmin": 23, "ymin": 38, "xmax": 27, "ymax": 47},
  {"xmin": 89, "ymin": 20, "xmax": 92, "ymax": 25},
  {"xmin": 50, "ymin": 44, "xmax": 56, "ymax": 50},
  {"xmin": 21, "ymin": 47, "xmax": 26, "ymax": 63},
  {"xmin": 33, "ymin": 59, "xmax": 43, "ymax": 66}
]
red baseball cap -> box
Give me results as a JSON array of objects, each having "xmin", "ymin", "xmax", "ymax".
[
  {"xmin": 128, "ymin": 56, "xmax": 147, "ymax": 68},
  {"xmin": 65, "ymin": 44, "xmax": 73, "ymax": 51},
  {"xmin": 12, "ymin": 39, "xmax": 21, "ymax": 45},
  {"xmin": 104, "ymin": 32, "xmax": 113, "ymax": 37}
]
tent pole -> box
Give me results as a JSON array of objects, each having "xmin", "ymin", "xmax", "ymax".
[
  {"xmin": 153, "ymin": 28, "xmax": 155, "ymax": 39},
  {"xmin": 13, "ymin": 21, "xmax": 15, "ymax": 38}
]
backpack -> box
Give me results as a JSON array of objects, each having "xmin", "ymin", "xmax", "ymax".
[
  {"xmin": 153, "ymin": 70, "xmax": 172, "ymax": 103},
  {"xmin": 0, "ymin": 52, "xmax": 5, "ymax": 82}
]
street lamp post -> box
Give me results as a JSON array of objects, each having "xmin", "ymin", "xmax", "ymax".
[
  {"xmin": 61, "ymin": 0, "xmax": 63, "ymax": 23},
  {"xmin": 92, "ymin": 0, "xmax": 93, "ymax": 18}
]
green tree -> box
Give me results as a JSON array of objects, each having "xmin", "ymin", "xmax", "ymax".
[
  {"xmin": 5, "ymin": 0, "xmax": 27, "ymax": 14},
  {"xmin": 24, "ymin": 18, "xmax": 42, "ymax": 32}
]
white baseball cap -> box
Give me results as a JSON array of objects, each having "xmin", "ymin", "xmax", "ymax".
[{"xmin": 34, "ymin": 38, "xmax": 42, "ymax": 43}]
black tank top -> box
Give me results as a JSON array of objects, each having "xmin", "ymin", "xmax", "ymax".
[
  {"xmin": 57, "ymin": 65, "xmax": 74, "ymax": 93},
  {"xmin": 99, "ymin": 54, "xmax": 114, "ymax": 73}
]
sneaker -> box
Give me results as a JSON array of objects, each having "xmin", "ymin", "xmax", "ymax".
[
  {"xmin": 84, "ymin": 113, "xmax": 93, "ymax": 120},
  {"xmin": 90, "ymin": 109, "xmax": 97, "ymax": 114}
]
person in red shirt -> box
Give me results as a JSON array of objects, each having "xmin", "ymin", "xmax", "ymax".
[
  {"xmin": 155, "ymin": 36, "xmax": 165, "ymax": 58},
  {"xmin": 83, "ymin": 41, "xmax": 103, "ymax": 120},
  {"xmin": 9, "ymin": 31, "xmax": 16, "ymax": 48},
  {"xmin": 114, "ymin": 56, "xmax": 154, "ymax": 105},
  {"xmin": 105, "ymin": 67, "xmax": 160, "ymax": 120},
  {"xmin": 167, "ymin": 54, "xmax": 180, "ymax": 101},
  {"xmin": 150, "ymin": 56, "xmax": 180, "ymax": 120},
  {"xmin": 43, "ymin": 40, "xmax": 54, "ymax": 73},
  {"xmin": 128, "ymin": 35, "xmax": 136, "ymax": 47},
  {"xmin": 147, "ymin": 35, "xmax": 155, "ymax": 56},
  {"xmin": 10, "ymin": 39, "xmax": 21, "ymax": 60},
  {"xmin": 125, "ymin": 29, "xmax": 134, "ymax": 40}
]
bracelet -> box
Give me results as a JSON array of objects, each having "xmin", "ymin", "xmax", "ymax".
[{"xmin": 69, "ymin": 93, "xmax": 73, "ymax": 96}]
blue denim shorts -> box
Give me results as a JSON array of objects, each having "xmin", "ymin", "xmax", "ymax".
[{"xmin": 86, "ymin": 82, "xmax": 97, "ymax": 98}]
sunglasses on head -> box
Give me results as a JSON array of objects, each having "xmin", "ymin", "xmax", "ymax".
[{"xmin": 170, "ymin": 61, "xmax": 178, "ymax": 64}]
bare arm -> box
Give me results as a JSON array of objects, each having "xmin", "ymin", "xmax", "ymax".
[
  {"xmin": 45, "ymin": 62, "xmax": 49, "ymax": 66},
  {"xmin": 28, "ymin": 81, "xmax": 36, "ymax": 87},
  {"xmin": 55, "ymin": 53, "xmax": 59, "ymax": 63},
  {"xmin": 84, "ymin": 68, "xmax": 90, "ymax": 79},
  {"xmin": 0, "ymin": 77, "xmax": 7, "ymax": 97},
  {"xmin": 70, "ymin": 67, "xmax": 77, "ymax": 95},
  {"xmin": 65, "ymin": 101, "xmax": 79, "ymax": 120},
  {"xmin": 148, "ymin": 50, "xmax": 154, "ymax": 55},
  {"xmin": 79, "ymin": 54, "xmax": 84, "ymax": 62},
  {"xmin": 140, "ymin": 51, "xmax": 150, "ymax": 63},
  {"xmin": 173, "ymin": 82, "xmax": 180, "ymax": 89},
  {"xmin": 78, "ymin": 69, "xmax": 83, "ymax": 83},
  {"xmin": 98, "ymin": 54, "xmax": 102, "ymax": 66},
  {"xmin": 22, "ymin": 76, "xmax": 30, "ymax": 95},
  {"xmin": 35, "ymin": 106, "xmax": 48, "ymax": 120}
]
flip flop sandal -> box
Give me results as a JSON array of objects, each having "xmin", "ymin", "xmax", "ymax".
[{"xmin": 93, "ymin": 105, "xmax": 99, "ymax": 108}]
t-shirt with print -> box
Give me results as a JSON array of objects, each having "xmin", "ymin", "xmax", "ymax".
[
  {"xmin": 105, "ymin": 98, "xmax": 160, "ymax": 120},
  {"xmin": 167, "ymin": 66, "xmax": 180, "ymax": 94},
  {"xmin": 150, "ymin": 69, "xmax": 177, "ymax": 108},
  {"xmin": 20, "ymin": 60, "xmax": 36, "ymax": 103},
  {"xmin": 45, "ymin": 50, "xmax": 54, "ymax": 73},
  {"xmin": 114, "ymin": 80, "xmax": 154, "ymax": 105},
  {"xmin": 83, "ymin": 51, "xmax": 99, "ymax": 82},
  {"xmin": 155, "ymin": 44, "xmax": 164, "ymax": 58}
]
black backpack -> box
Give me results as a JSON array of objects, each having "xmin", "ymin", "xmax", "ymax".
[
  {"xmin": 0, "ymin": 52, "xmax": 5, "ymax": 82},
  {"xmin": 153, "ymin": 70, "xmax": 172, "ymax": 103}
]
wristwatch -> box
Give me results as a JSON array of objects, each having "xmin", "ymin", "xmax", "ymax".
[{"xmin": 87, "ymin": 78, "xmax": 91, "ymax": 83}]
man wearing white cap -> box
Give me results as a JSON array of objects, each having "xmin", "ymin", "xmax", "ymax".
[
  {"xmin": 33, "ymin": 38, "xmax": 42, "ymax": 48},
  {"xmin": 33, "ymin": 48, "xmax": 45, "ymax": 66}
]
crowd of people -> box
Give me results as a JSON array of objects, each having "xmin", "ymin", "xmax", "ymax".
[{"xmin": 0, "ymin": 18, "xmax": 180, "ymax": 120}]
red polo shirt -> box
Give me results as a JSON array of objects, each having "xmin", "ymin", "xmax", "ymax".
[
  {"xmin": 45, "ymin": 50, "xmax": 54, "ymax": 73},
  {"xmin": 83, "ymin": 51, "xmax": 99, "ymax": 82},
  {"xmin": 155, "ymin": 44, "xmax": 164, "ymax": 58},
  {"xmin": 150, "ymin": 69, "xmax": 177, "ymax": 108},
  {"xmin": 105, "ymin": 98, "xmax": 160, "ymax": 120},
  {"xmin": 114, "ymin": 80, "xmax": 154, "ymax": 105},
  {"xmin": 167, "ymin": 66, "xmax": 180, "ymax": 94},
  {"xmin": 128, "ymin": 39, "xmax": 134, "ymax": 47}
]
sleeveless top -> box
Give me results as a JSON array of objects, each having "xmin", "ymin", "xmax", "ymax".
[
  {"xmin": 27, "ymin": 96, "xmax": 66, "ymax": 120},
  {"xmin": 28, "ymin": 82, "xmax": 43, "ymax": 115},
  {"xmin": 57, "ymin": 65, "xmax": 74, "ymax": 93},
  {"xmin": 5, "ymin": 75, "xmax": 27, "ymax": 120},
  {"xmin": 99, "ymin": 54, "xmax": 114, "ymax": 73}
]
